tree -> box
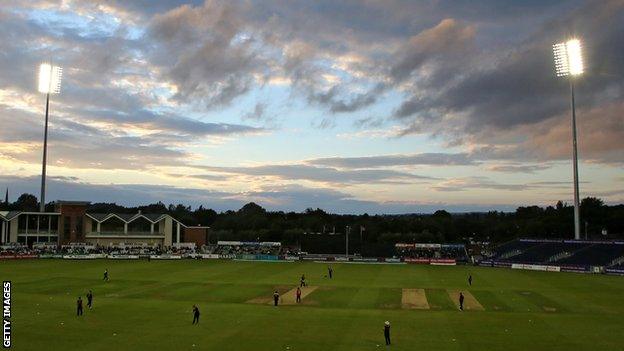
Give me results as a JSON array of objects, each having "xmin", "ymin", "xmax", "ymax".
[
  {"xmin": 193, "ymin": 206, "xmax": 218, "ymax": 226},
  {"xmin": 239, "ymin": 202, "xmax": 266, "ymax": 215},
  {"xmin": 581, "ymin": 197, "xmax": 606, "ymax": 237},
  {"xmin": 15, "ymin": 193, "xmax": 38, "ymax": 211}
]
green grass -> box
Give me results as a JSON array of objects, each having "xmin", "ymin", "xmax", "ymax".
[
  {"xmin": 425, "ymin": 288, "xmax": 455, "ymax": 310},
  {"xmin": 1, "ymin": 259, "xmax": 624, "ymax": 350}
]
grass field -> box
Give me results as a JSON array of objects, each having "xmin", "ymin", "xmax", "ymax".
[{"xmin": 1, "ymin": 259, "xmax": 624, "ymax": 351}]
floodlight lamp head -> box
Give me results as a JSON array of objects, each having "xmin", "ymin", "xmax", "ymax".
[
  {"xmin": 38, "ymin": 63, "xmax": 63, "ymax": 94},
  {"xmin": 553, "ymin": 39, "xmax": 584, "ymax": 77}
]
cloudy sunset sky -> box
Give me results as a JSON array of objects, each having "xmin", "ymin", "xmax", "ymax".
[{"xmin": 0, "ymin": 0, "xmax": 622, "ymax": 213}]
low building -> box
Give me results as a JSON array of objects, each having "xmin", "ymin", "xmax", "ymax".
[{"xmin": 0, "ymin": 201, "xmax": 209, "ymax": 247}]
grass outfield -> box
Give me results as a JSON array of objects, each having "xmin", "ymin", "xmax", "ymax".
[{"xmin": 1, "ymin": 260, "xmax": 624, "ymax": 350}]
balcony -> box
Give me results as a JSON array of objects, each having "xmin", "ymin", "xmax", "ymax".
[
  {"xmin": 86, "ymin": 231, "xmax": 164, "ymax": 238},
  {"xmin": 18, "ymin": 230, "xmax": 59, "ymax": 235}
]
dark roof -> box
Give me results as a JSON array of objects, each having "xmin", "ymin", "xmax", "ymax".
[
  {"xmin": 56, "ymin": 201, "xmax": 91, "ymax": 206},
  {"xmin": 144, "ymin": 213, "xmax": 166, "ymax": 222},
  {"xmin": 5, "ymin": 211, "xmax": 22, "ymax": 220},
  {"xmin": 87, "ymin": 213, "xmax": 109, "ymax": 221},
  {"xmin": 86, "ymin": 213, "xmax": 169, "ymax": 223},
  {"xmin": 116, "ymin": 213, "xmax": 135, "ymax": 222}
]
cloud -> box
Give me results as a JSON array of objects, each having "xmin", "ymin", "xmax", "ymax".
[
  {"xmin": 308, "ymin": 83, "xmax": 387, "ymax": 114},
  {"xmin": 0, "ymin": 0, "xmax": 621, "ymax": 211},
  {"xmin": 72, "ymin": 108, "xmax": 264, "ymax": 138},
  {"xmin": 527, "ymin": 180, "xmax": 590, "ymax": 188},
  {"xmin": 390, "ymin": 18, "xmax": 475, "ymax": 83},
  {"xmin": 390, "ymin": 0, "xmax": 624, "ymax": 161},
  {"xmin": 432, "ymin": 177, "xmax": 531, "ymax": 192},
  {"xmin": 0, "ymin": 174, "xmax": 519, "ymax": 214},
  {"xmin": 307, "ymin": 153, "xmax": 475, "ymax": 169},
  {"xmin": 0, "ymin": 174, "xmax": 242, "ymax": 209},
  {"xmin": 196, "ymin": 164, "xmax": 436, "ymax": 185},
  {"xmin": 0, "ymin": 3, "xmax": 265, "ymax": 172},
  {"xmin": 0, "ymin": 104, "xmax": 261, "ymax": 170},
  {"xmin": 487, "ymin": 163, "xmax": 552, "ymax": 173},
  {"xmin": 524, "ymin": 102, "xmax": 624, "ymax": 164},
  {"xmin": 145, "ymin": 1, "xmax": 259, "ymax": 107}
]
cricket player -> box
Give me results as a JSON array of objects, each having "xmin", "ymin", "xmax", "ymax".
[
  {"xmin": 103, "ymin": 269, "xmax": 109, "ymax": 282},
  {"xmin": 273, "ymin": 290, "xmax": 280, "ymax": 306},
  {"xmin": 384, "ymin": 321, "xmax": 391, "ymax": 345},
  {"xmin": 86, "ymin": 290, "xmax": 93, "ymax": 309},
  {"xmin": 192, "ymin": 305, "xmax": 200, "ymax": 324},
  {"xmin": 459, "ymin": 292, "xmax": 465, "ymax": 311},
  {"xmin": 296, "ymin": 287, "xmax": 302, "ymax": 303},
  {"xmin": 328, "ymin": 266, "xmax": 333, "ymax": 279},
  {"xmin": 468, "ymin": 274, "xmax": 473, "ymax": 286},
  {"xmin": 77, "ymin": 297, "xmax": 83, "ymax": 316},
  {"xmin": 300, "ymin": 274, "xmax": 306, "ymax": 287}
]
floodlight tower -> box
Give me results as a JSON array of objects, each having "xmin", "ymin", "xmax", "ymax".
[
  {"xmin": 37, "ymin": 63, "xmax": 63, "ymax": 212},
  {"xmin": 553, "ymin": 39, "xmax": 583, "ymax": 240}
]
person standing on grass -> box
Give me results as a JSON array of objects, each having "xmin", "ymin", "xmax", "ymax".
[
  {"xmin": 328, "ymin": 266, "xmax": 333, "ymax": 279},
  {"xmin": 296, "ymin": 287, "xmax": 302, "ymax": 303},
  {"xmin": 273, "ymin": 290, "xmax": 280, "ymax": 306},
  {"xmin": 77, "ymin": 297, "xmax": 83, "ymax": 316},
  {"xmin": 300, "ymin": 274, "xmax": 306, "ymax": 287},
  {"xmin": 103, "ymin": 269, "xmax": 109, "ymax": 282},
  {"xmin": 192, "ymin": 305, "xmax": 200, "ymax": 324},
  {"xmin": 86, "ymin": 290, "xmax": 93, "ymax": 309},
  {"xmin": 468, "ymin": 274, "xmax": 472, "ymax": 286},
  {"xmin": 383, "ymin": 321, "xmax": 391, "ymax": 345},
  {"xmin": 459, "ymin": 292, "xmax": 465, "ymax": 311}
]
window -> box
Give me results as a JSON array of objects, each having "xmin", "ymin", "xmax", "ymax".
[
  {"xmin": 50, "ymin": 216, "xmax": 59, "ymax": 231},
  {"xmin": 128, "ymin": 217, "xmax": 151, "ymax": 233},
  {"xmin": 101, "ymin": 217, "xmax": 124, "ymax": 233},
  {"xmin": 28, "ymin": 215, "xmax": 38, "ymax": 232},
  {"xmin": 63, "ymin": 216, "xmax": 71, "ymax": 240},
  {"xmin": 27, "ymin": 236, "xmax": 36, "ymax": 247},
  {"xmin": 18, "ymin": 215, "xmax": 27, "ymax": 233},
  {"xmin": 39, "ymin": 215, "xmax": 50, "ymax": 233},
  {"xmin": 76, "ymin": 217, "xmax": 83, "ymax": 238}
]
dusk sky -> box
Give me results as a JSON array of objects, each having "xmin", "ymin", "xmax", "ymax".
[{"xmin": 0, "ymin": 0, "xmax": 622, "ymax": 213}]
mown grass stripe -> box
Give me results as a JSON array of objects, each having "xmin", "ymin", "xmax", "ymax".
[
  {"xmin": 471, "ymin": 290, "xmax": 513, "ymax": 312},
  {"xmin": 425, "ymin": 288, "xmax": 455, "ymax": 310},
  {"xmin": 515, "ymin": 290, "xmax": 567, "ymax": 313}
]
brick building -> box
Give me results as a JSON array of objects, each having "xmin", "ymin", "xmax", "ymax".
[{"xmin": 0, "ymin": 201, "xmax": 209, "ymax": 247}]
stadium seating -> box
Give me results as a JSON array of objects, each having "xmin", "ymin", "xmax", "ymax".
[
  {"xmin": 4, "ymin": 238, "xmax": 624, "ymax": 273},
  {"xmin": 395, "ymin": 244, "xmax": 468, "ymax": 262},
  {"xmin": 556, "ymin": 243, "xmax": 624, "ymax": 266},
  {"xmin": 488, "ymin": 239, "xmax": 624, "ymax": 269},
  {"xmin": 490, "ymin": 240, "xmax": 542, "ymax": 259},
  {"xmin": 499, "ymin": 241, "xmax": 587, "ymax": 264},
  {"xmin": 213, "ymin": 243, "xmax": 281, "ymax": 256}
]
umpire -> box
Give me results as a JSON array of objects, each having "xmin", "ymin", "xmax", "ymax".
[{"xmin": 384, "ymin": 321, "xmax": 391, "ymax": 345}]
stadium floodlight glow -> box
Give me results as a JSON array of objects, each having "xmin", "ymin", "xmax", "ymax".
[
  {"xmin": 553, "ymin": 38, "xmax": 584, "ymax": 240},
  {"xmin": 37, "ymin": 63, "xmax": 63, "ymax": 213},
  {"xmin": 553, "ymin": 39, "xmax": 583, "ymax": 77},
  {"xmin": 38, "ymin": 63, "xmax": 63, "ymax": 94}
]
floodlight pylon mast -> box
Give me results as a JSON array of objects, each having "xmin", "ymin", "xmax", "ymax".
[
  {"xmin": 37, "ymin": 63, "xmax": 62, "ymax": 212},
  {"xmin": 569, "ymin": 77, "xmax": 580, "ymax": 240},
  {"xmin": 40, "ymin": 91, "xmax": 50, "ymax": 213},
  {"xmin": 553, "ymin": 39, "xmax": 583, "ymax": 240}
]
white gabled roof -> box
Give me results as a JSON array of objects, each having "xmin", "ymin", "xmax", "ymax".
[{"xmin": 86, "ymin": 213, "xmax": 170, "ymax": 224}]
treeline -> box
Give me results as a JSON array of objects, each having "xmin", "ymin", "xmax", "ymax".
[{"xmin": 2, "ymin": 194, "xmax": 623, "ymax": 247}]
